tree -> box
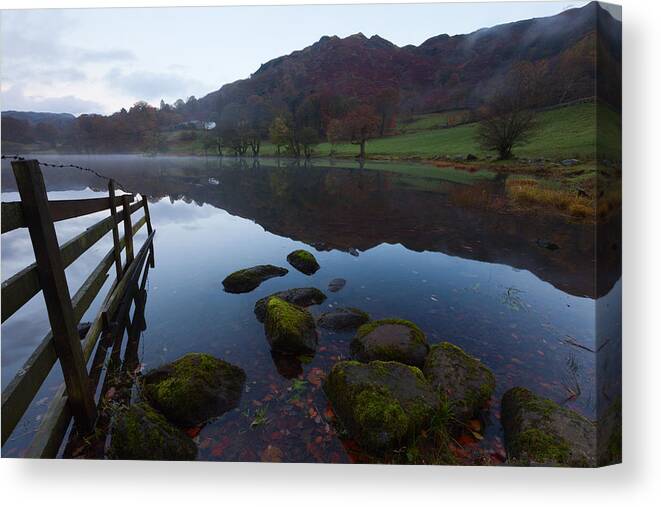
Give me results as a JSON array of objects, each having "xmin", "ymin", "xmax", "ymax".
[
  {"xmin": 269, "ymin": 116, "xmax": 289, "ymax": 156},
  {"xmin": 331, "ymin": 105, "xmax": 380, "ymax": 159},
  {"xmin": 475, "ymin": 64, "xmax": 541, "ymax": 160},
  {"xmin": 373, "ymin": 88, "xmax": 400, "ymax": 136},
  {"xmin": 299, "ymin": 127, "xmax": 319, "ymax": 158}
]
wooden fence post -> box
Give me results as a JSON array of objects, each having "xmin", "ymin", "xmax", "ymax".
[
  {"xmin": 141, "ymin": 195, "xmax": 155, "ymax": 268},
  {"xmin": 108, "ymin": 180, "xmax": 123, "ymax": 280},
  {"xmin": 121, "ymin": 194, "xmax": 134, "ymax": 268},
  {"xmin": 10, "ymin": 160, "xmax": 96, "ymax": 432}
]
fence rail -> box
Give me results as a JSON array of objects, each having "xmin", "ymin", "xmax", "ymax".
[{"xmin": 1, "ymin": 159, "xmax": 155, "ymax": 457}]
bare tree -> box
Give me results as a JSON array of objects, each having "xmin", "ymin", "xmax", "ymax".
[{"xmin": 476, "ymin": 63, "xmax": 543, "ymax": 159}]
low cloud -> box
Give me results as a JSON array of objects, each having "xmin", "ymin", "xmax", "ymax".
[{"xmin": 1, "ymin": 85, "xmax": 103, "ymax": 116}]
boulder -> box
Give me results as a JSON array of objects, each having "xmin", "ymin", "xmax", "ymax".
[
  {"xmin": 423, "ymin": 342, "xmax": 495, "ymax": 423},
  {"xmin": 501, "ymin": 387, "xmax": 597, "ymax": 467},
  {"xmin": 323, "ymin": 360, "xmax": 441, "ymax": 452},
  {"xmin": 318, "ymin": 307, "xmax": 370, "ymax": 331},
  {"xmin": 465, "ymin": 153, "xmax": 478, "ymax": 161},
  {"xmin": 142, "ymin": 353, "xmax": 246, "ymax": 427},
  {"xmin": 254, "ymin": 287, "xmax": 327, "ymax": 322},
  {"xmin": 328, "ymin": 278, "xmax": 346, "ymax": 293},
  {"xmin": 264, "ymin": 297, "xmax": 318, "ymax": 354},
  {"xmin": 109, "ymin": 403, "xmax": 197, "ymax": 461},
  {"xmin": 286, "ymin": 249, "xmax": 320, "ymax": 275},
  {"xmin": 350, "ymin": 319, "xmax": 429, "ymax": 368},
  {"xmin": 561, "ymin": 158, "xmax": 580, "ymax": 166},
  {"xmin": 222, "ymin": 265, "xmax": 288, "ymax": 293}
]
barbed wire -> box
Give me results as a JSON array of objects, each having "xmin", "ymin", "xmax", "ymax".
[{"xmin": 1, "ymin": 154, "xmax": 129, "ymax": 192}]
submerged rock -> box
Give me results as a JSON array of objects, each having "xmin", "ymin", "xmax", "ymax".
[
  {"xmin": 270, "ymin": 351, "xmax": 304, "ymax": 379},
  {"xmin": 501, "ymin": 387, "xmax": 597, "ymax": 467},
  {"xmin": 350, "ymin": 319, "xmax": 429, "ymax": 368},
  {"xmin": 222, "ymin": 265, "xmax": 288, "ymax": 293},
  {"xmin": 328, "ymin": 278, "xmax": 346, "ymax": 293},
  {"xmin": 109, "ymin": 403, "xmax": 197, "ymax": 461},
  {"xmin": 254, "ymin": 287, "xmax": 327, "ymax": 322},
  {"xmin": 142, "ymin": 353, "xmax": 246, "ymax": 427},
  {"xmin": 264, "ymin": 297, "xmax": 318, "ymax": 354},
  {"xmin": 423, "ymin": 342, "xmax": 495, "ymax": 423},
  {"xmin": 323, "ymin": 360, "xmax": 441, "ymax": 452},
  {"xmin": 536, "ymin": 239, "xmax": 560, "ymax": 251},
  {"xmin": 318, "ymin": 307, "xmax": 370, "ymax": 331},
  {"xmin": 287, "ymin": 249, "xmax": 320, "ymax": 275}
]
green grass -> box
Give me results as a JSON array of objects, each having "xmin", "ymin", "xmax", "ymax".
[{"xmin": 167, "ymin": 101, "xmax": 621, "ymax": 162}]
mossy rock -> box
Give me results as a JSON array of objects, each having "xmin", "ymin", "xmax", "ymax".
[
  {"xmin": 318, "ymin": 307, "xmax": 370, "ymax": 331},
  {"xmin": 323, "ymin": 360, "xmax": 441, "ymax": 453},
  {"xmin": 350, "ymin": 319, "xmax": 429, "ymax": 368},
  {"xmin": 254, "ymin": 287, "xmax": 327, "ymax": 322},
  {"xmin": 142, "ymin": 353, "xmax": 246, "ymax": 427},
  {"xmin": 264, "ymin": 297, "xmax": 318, "ymax": 354},
  {"xmin": 501, "ymin": 387, "xmax": 597, "ymax": 467},
  {"xmin": 287, "ymin": 249, "xmax": 320, "ymax": 275},
  {"xmin": 423, "ymin": 342, "xmax": 495, "ymax": 423},
  {"xmin": 109, "ymin": 403, "xmax": 197, "ymax": 461},
  {"xmin": 222, "ymin": 264, "xmax": 288, "ymax": 293}
]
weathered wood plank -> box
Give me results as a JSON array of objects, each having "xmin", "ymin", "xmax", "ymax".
[
  {"xmin": 121, "ymin": 195, "xmax": 134, "ymax": 269},
  {"xmin": 48, "ymin": 194, "xmax": 132, "ymax": 222},
  {"xmin": 11, "ymin": 160, "xmax": 96, "ymax": 433},
  {"xmin": 108, "ymin": 181, "xmax": 123, "ymax": 280},
  {"xmin": 142, "ymin": 196, "xmax": 155, "ymax": 268},
  {"xmin": 1, "ymin": 202, "xmax": 25, "ymax": 233},
  {"xmin": 26, "ymin": 230, "xmax": 154, "ymax": 458},
  {"xmin": 0, "ymin": 222, "xmax": 144, "ymax": 445}
]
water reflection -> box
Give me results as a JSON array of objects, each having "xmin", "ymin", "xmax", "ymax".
[{"xmin": 1, "ymin": 155, "xmax": 621, "ymax": 462}]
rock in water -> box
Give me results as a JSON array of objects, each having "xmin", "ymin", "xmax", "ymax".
[
  {"xmin": 142, "ymin": 353, "xmax": 246, "ymax": 426},
  {"xmin": 222, "ymin": 265, "xmax": 288, "ymax": 293},
  {"xmin": 328, "ymin": 278, "xmax": 346, "ymax": 293},
  {"xmin": 501, "ymin": 387, "xmax": 597, "ymax": 467},
  {"xmin": 536, "ymin": 239, "xmax": 559, "ymax": 251},
  {"xmin": 318, "ymin": 307, "xmax": 370, "ymax": 331},
  {"xmin": 286, "ymin": 249, "xmax": 320, "ymax": 275},
  {"xmin": 109, "ymin": 403, "xmax": 197, "ymax": 461},
  {"xmin": 423, "ymin": 342, "xmax": 495, "ymax": 423},
  {"xmin": 323, "ymin": 360, "xmax": 441, "ymax": 453},
  {"xmin": 350, "ymin": 319, "xmax": 429, "ymax": 368},
  {"xmin": 264, "ymin": 297, "xmax": 318, "ymax": 354},
  {"xmin": 254, "ymin": 287, "xmax": 327, "ymax": 322}
]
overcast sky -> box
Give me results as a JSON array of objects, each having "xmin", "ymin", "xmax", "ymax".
[{"xmin": 0, "ymin": 2, "xmax": 592, "ymax": 116}]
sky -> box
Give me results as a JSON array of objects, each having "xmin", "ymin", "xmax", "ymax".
[{"xmin": 0, "ymin": 2, "xmax": 594, "ymax": 116}]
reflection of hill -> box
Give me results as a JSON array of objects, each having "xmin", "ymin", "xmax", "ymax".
[{"xmin": 1, "ymin": 157, "xmax": 618, "ymax": 298}]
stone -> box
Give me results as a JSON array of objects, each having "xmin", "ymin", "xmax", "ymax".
[
  {"xmin": 323, "ymin": 360, "xmax": 441, "ymax": 453},
  {"xmin": 222, "ymin": 265, "xmax": 288, "ymax": 293},
  {"xmin": 350, "ymin": 319, "xmax": 429, "ymax": 368},
  {"xmin": 536, "ymin": 239, "xmax": 559, "ymax": 251},
  {"xmin": 264, "ymin": 297, "xmax": 318, "ymax": 354},
  {"xmin": 465, "ymin": 153, "xmax": 478, "ymax": 161},
  {"xmin": 328, "ymin": 278, "xmax": 346, "ymax": 292},
  {"xmin": 423, "ymin": 342, "xmax": 495, "ymax": 423},
  {"xmin": 501, "ymin": 387, "xmax": 597, "ymax": 467},
  {"xmin": 286, "ymin": 249, "xmax": 320, "ymax": 275},
  {"xmin": 142, "ymin": 353, "xmax": 246, "ymax": 427},
  {"xmin": 561, "ymin": 158, "xmax": 580, "ymax": 166},
  {"xmin": 254, "ymin": 287, "xmax": 327, "ymax": 322},
  {"xmin": 109, "ymin": 403, "xmax": 197, "ymax": 461},
  {"xmin": 318, "ymin": 307, "xmax": 370, "ymax": 331}
]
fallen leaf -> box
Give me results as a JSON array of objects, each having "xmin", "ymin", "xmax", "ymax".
[{"xmin": 260, "ymin": 445, "xmax": 283, "ymax": 463}]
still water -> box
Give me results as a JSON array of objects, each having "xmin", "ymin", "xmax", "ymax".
[{"xmin": 0, "ymin": 155, "xmax": 620, "ymax": 461}]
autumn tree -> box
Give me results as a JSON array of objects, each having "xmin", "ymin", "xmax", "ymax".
[
  {"xmin": 476, "ymin": 63, "xmax": 542, "ymax": 159},
  {"xmin": 299, "ymin": 126, "xmax": 319, "ymax": 158},
  {"xmin": 269, "ymin": 116, "xmax": 290, "ymax": 156},
  {"xmin": 331, "ymin": 105, "xmax": 381, "ymax": 159},
  {"xmin": 373, "ymin": 88, "xmax": 400, "ymax": 136}
]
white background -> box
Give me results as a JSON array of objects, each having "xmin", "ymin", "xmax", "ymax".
[{"xmin": 1, "ymin": 0, "xmax": 659, "ymax": 505}]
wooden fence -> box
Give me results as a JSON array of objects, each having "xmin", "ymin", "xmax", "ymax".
[{"xmin": 1, "ymin": 159, "xmax": 155, "ymax": 457}]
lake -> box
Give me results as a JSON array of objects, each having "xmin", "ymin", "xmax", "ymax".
[{"xmin": 0, "ymin": 155, "xmax": 621, "ymax": 462}]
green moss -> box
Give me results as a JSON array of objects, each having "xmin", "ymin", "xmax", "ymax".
[
  {"xmin": 355, "ymin": 319, "xmax": 426, "ymax": 345},
  {"xmin": 286, "ymin": 249, "xmax": 320, "ymax": 274},
  {"xmin": 109, "ymin": 403, "xmax": 197, "ymax": 461},
  {"xmin": 354, "ymin": 386, "xmax": 409, "ymax": 447},
  {"xmin": 512, "ymin": 428, "xmax": 572, "ymax": 465},
  {"xmin": 222, "ymin": 265, "xmax": 288, "ymax": 293},
  {"xmin": 142, "ymin": 353, "xmax": 245, "ymax": 426},
  {"xmin": 264, "ymin": 297, "xmax": 317, "ymax": 353}
]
